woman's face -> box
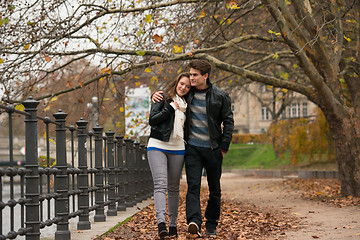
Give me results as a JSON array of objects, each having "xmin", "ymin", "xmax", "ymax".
[{"xmin": 176, "ymin": 76, "xmax": 191, "ymax": 97}]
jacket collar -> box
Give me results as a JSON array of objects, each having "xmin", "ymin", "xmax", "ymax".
[{"xmin": 191, "ymin": 80, "xmax": 212, "ymax": 93}]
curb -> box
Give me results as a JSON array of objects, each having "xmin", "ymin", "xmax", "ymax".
[{"xmin": 225, "ymin": 169, "xmax": 338, "ymax": 179}]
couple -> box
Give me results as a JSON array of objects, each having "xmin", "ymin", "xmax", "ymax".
[{"xmin": 147, "ymin": 59, "xmax": 234, "ymax": 238}]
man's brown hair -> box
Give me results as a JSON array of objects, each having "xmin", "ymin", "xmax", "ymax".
[{"xmin": 188, "ymin": 59, "xmax": 211, "ymax": 77}]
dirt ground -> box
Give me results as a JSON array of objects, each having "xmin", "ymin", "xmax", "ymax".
[{"xmin": 220, "ymin": 173, "xmax": 360, "ymax": 240}]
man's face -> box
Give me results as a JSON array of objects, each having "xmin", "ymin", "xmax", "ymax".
[{"xmin": 189, "ymin": 68, "xmax": 208, "ymax": 90}]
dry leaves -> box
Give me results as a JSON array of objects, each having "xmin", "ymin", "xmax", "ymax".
[
  {"xmin": 281, "ymin": 178, "xmax": 360, "ymax": 207},
  {"xmin": 96, "ymin": 178, "xmax": 360, "ymax": 240},
  {"xmin": 97, "ymin": 184, "xmax": 298, "ymax": 240}
]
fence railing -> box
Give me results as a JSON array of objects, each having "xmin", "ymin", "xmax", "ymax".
[{"xmin": 0, "ymin": 97, "xmax": 153, "ymax": 240}]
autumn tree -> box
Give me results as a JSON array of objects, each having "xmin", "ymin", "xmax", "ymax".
[
  {"xmin": 267, "ymin": 109, "xmax": 335, "ymax": 166},
  {"xmin": 0, "ymin": 0, "xmax": 359, "ymax": 196}
]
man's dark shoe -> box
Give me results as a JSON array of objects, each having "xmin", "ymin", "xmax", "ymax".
[
  {"xmin": 158, "ymin": 222, "xmax": 168, "ymax": 239},
  {"xmin": 206, "ymin": 228, "xmax": 216, "ymax": 236},
  {"xmin": 188, "ymin": 222, "xmax": 201, "ymax": 237},
  {"xmin": 169, "ymin": 226, "xmax": 178, "ymax": 237}
]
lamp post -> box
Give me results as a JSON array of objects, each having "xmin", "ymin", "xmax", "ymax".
[
  {"xmin": 92, "ymin": 96, "xmax": 98, "ymax": 126},
  {"xmin": 87, "ymin": 96, "xmax": 98, "ymax": 129}
]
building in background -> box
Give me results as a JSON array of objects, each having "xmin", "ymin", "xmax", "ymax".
[{"xmin": 231, "ymin": 83, "xmax": 317, "ymax": 134}]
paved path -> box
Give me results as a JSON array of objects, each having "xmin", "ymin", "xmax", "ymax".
[
  {"xmin": 38, "ymin": 172, "xmax": 360, "ymax": 239},
  {"xmin": 40, "ymin": 200, "xmax": 152, "ymax": 240},
  {"xmin": 220, "ymin": 173, "xmax": 360, "ymax": 240},
  {"xmin": 1, "ymin": 182, "xmax": 152, "ymax": 240}
]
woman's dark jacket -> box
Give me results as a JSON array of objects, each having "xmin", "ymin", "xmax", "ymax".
[
  {"xmin": 184, "ymin": 82, "xmax": 234, "ymax": 151},
  {"xmin": 149, "ymin": 94, "xmax": 175, "ymax": 142}
]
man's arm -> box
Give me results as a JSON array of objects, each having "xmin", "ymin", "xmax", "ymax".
[
  {"xmin": 220, "ymin": 93, "xmax": 234, "ymax": 153},
  {"xmin": 149, "ymin": 97, "xmax": 175, "ymax": 126},
  {"xmin": 151, "ymin": 91, "xmax": 164, "ymax": 103}
]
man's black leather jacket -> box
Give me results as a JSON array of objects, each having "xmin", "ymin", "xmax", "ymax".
[
  {"xmin": 148, "ymin": 94, "xmax": 175, "ymax": 142},
  {"xmin": 184, "ymin": 82, "xmax": 234, "ymax": 151}
]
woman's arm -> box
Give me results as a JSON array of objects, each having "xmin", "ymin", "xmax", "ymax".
[{"xmin": 149, "ymin": 98, "xmax": 175, "ymax": 126}]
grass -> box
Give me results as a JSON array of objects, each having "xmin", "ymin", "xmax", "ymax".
[
  {"xmin": 223, "ymin": 143, "xmax": 283, "ymax": 169},
  {"xmin": 100, "ymin": 216, "xmax": 133, "ymax": 236},
  {"xmin": 223, "ymin": 143, "xmax": 336, "ymax": 170}
]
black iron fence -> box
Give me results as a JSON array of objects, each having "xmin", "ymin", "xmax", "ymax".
[{"xmin": 0, "ymin": 97, "xmax": 153, "ymax": 240}]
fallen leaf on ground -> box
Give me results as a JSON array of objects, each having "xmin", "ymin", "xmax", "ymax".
[{"xmin": 97, "ymin": 184, "xmax": 298, "ymax": 240}]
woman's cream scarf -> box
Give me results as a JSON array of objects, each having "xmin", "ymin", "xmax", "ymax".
[{"xmin": 171, "ymin": 94, "xmax": 187, "ymax": 141}]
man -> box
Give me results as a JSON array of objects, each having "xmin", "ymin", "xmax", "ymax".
[{"xmin": 152, "ymin": 59, "xmax": 234, "ymax": 237}]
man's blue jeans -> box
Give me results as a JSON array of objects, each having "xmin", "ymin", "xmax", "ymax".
[{"xmin": 185, "ymin": 144, "xmax": 223, "ymax": 230}]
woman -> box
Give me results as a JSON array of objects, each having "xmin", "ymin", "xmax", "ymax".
[{"xmin": 147, "ymin": 72, "xmax": 191, "ymax": 239}]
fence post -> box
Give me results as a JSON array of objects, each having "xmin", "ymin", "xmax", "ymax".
[
  {"xmin": 53, "ymin": 110, "xmax": 71, "ymax": 240},
  {"xmin": 76, "ymin": 118, "xmax": 91, "ymax": 230},
  {"xmin": 124, "ymin": 139, "xmax": 135, "ymax": 207},
  {"xmin": 23, "ymin": 97, "xmax": 40, "ymax": 240},
  {"xmin": 144, "ymin": 146, "xmax": 153, "ymax": 198},
  {"xmin": 134, "ymin": 142, "xmax": 141, "ymax": 203},
  {"xmin": 123, "ymin": 141, "xmax": 129, "ymax": 208},
  {"xmin": 93, "ymin": 124, "xmax": 106, "ymax": 222},
  {"xmin": 140, "ymin": 145, "xmax": 147, "ymax": 201},
  {"xmin": 68, "ymin": 125, "xmax": 77, "ymax": 214},
  {"xmin": 115, "ymin": 135, "xmax": 126, "ymax": 211},
  {"xmin": 105, "ymin": 130, "xmax": 117, "ymax": 216},
  {"xmin": 102, "ymin": 135, "xmax": 108, "ymax": 201}
]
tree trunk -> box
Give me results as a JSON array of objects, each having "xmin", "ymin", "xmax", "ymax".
[
  {"xmin": 271, "ymin": 120, "xmax": 280, "ymax": 159},
  {"xmin": 327, "ymin": 114, "xmax": 360, "ymax": 197}
]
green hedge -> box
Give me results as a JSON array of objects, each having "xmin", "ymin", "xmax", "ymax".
[{"xmin": 231, "ymin": 134, "xmax": 267, "ymax": 144}]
